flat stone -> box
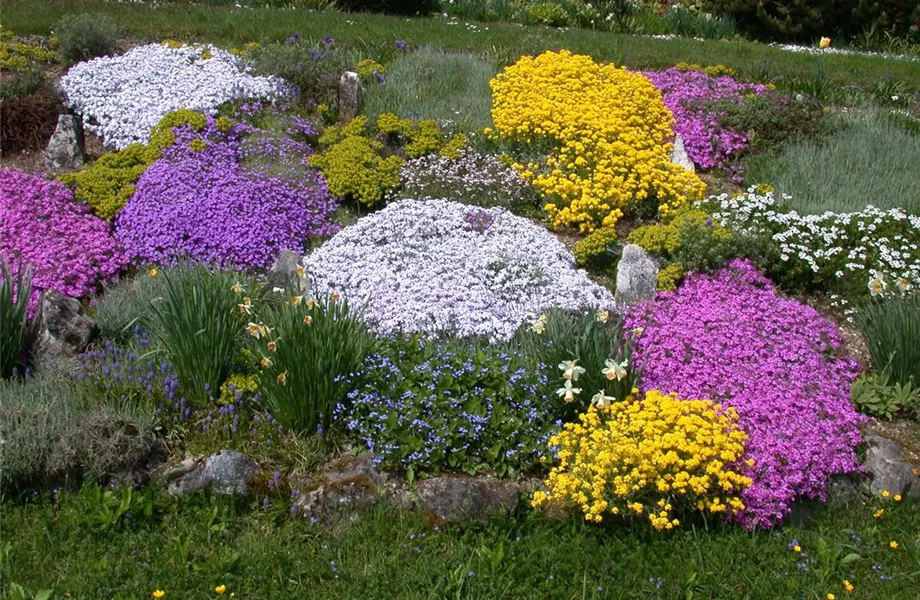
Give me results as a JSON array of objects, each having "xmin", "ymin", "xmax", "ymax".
[
  {"xmin": 614, "ymin": 244, "xmax": 658, "ymax": 305},
  {"xmin": 417, "ymin": 476, "xmax": 518, "ymax": 526},
  {"xmin": 864, "ymin": 434, "xmax": 920, "ymax": 499},
  {"xmin": 45, "ymin": 114, "xmax": 85, "ymax": 172}
]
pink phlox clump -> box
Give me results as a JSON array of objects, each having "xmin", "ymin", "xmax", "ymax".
[{"xmin": 626, "ymin": 259, "xmax": 865, "ymax": 528}]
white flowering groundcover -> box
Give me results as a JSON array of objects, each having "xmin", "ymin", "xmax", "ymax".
[
  {"xmin": 60, "ymin": 43, "xmax": 288, "ymax": 149},
  {"xmin": 304, "ymin": 199, "xmax": 614, "ymax": 341}
]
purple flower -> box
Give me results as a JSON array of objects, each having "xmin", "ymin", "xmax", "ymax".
[{"xmin": 395, "ymin": 40, "xmax": 408, "ymax": 51}]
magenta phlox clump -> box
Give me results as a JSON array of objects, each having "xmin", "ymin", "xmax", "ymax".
[
  {"xmin": 0, "ymin": 168, "xmax": 128, "ymax": 314},
  {"xmin": 643, "ymin": 68, "xmax": 767, "ymax": 175},
  {"xmin": 115, "ymin": 118, "xmax": 338, "ymax": 269},
  {"xmin": 626, "ymin": 260, "xmax": 864, "ymax": 528}
]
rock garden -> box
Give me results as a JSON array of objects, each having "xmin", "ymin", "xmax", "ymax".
[{"xmin": 1, "ymin": 1, "xmax": 919, "ymax": 598}]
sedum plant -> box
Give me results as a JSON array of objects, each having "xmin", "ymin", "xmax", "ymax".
[
  {"xmin": 1, "ymin": 261, "xmax": 32, "ymax": 378},
  {"xmin": 532, "ymin": 389, "xmax": 751, "ymax": 529}
]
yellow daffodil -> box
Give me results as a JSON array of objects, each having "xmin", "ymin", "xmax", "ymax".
[
  {"xmin": 231, "ymin": 282, "xmax": 243, "ymax": 294},
  {"xmin": 260, "ymin": 356, "xmax": 272, "ymax": 368},
  {"xmin": 303, "ymin": 315, "xmax": 313, "ymax": 325},
  {"xmin": 596, "ymin": 310, "xmax": 609, "ymax": 323},
  {"xmin": 819, "ymin": 36, "xmax": 831, "ymax": 49},
  {"xmin": 896, "ymin": 277, "xmax": 912, "ymax": 292},
  {"xmin": 215, "ymin": 585, "xmax": 227, "ymax": 594},
  {"xmin": 531, "ymin": 319, "xmax": 546, "ymax": 334},
  {"xmin": 290, "ymin": 295, "xmax": 303, "ymax": 306},
  {"xmin": 277, "ymin": 370, "xmax": 288, "ymax": 385},
  {"xmin": 602, "ymin": 358, "xmax": 628, "ymax": 381},
  {"xmin": 237, "ymin": 297, "xmax": 253, "ymax": 315},
  {"xmin": 556, "ymin": 379, "xmax": 581, "ymax": 403}
]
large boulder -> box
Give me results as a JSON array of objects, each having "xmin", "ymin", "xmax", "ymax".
[
  {"xmin": 614, "ymin": 244, "xmax": 658, "ymax": 305},
  {"xmin": 864, "ymin": 434, "xmax": 920, "ymax": 499},
  {"xmin": 417, "ymin": 476, "xmax": 519, "ymax": 526},
  {"xmin": 166, "ymin": 450, "xmax": 260, "ymax": 496},
  {"xmin": 32, "ymin": 290, "xmax": 96, "ymax": 361},
  {"xmin": 44, "ymin": 114, "xmax": 85, "ymax": 172}
]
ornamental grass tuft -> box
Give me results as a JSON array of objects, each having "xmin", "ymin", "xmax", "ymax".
[{"xmin": 0, "ymin": 260, "xmax": 32, "ymax": 378}]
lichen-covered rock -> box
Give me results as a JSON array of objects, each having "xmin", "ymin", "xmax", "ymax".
[
  {"xmin": 615, "ymin": 244, "xmax": 658, "ymax": 305},
  {"xmin": 417, "ymin": 476, "xmax": 518, "ymax": 526},
  {"xmin": 33, "ymin": 290, "xmax": 97, "ymax": 360},
  {"xmin": 864, "ymin": 434, "xmax": 920, "ymax": 499},
  {"xmin": 167, "ymin": 450, "xmax": 260, "ymax": 496},
  {"xmin": 338, "ymin": 71, "xmax": 363, "ymax": 125},
  {"xmin": 45, "ymin": 114, "xmax": 85, "ymax": 172},
  {"xmin": 322, "ymin": 454, "xmax": 386, "ymax": 510},
  {"xmin": 263, "ymin": 250, "xmax": 309, "ymax": 294}
]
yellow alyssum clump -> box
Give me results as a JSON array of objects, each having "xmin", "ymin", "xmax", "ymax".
[
  {"xmin": 489, "ymin": 50, "xmax": 705, "ymax": 233},
  {"xmin": 532, "ymin": 389, "xmax": 751, "ymax": 529},
  {"xmin": 356, "ymin": 58, "xmax": 385, "ymax": 77}
]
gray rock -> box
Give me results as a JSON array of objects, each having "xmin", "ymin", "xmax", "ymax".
[
  {"xmin": 33, "ymin": 290, "xmax": 96, "ymax": 360},
  {"xmin": 864, "ymin": 434, "xmax": 920, "ymax": 499},
  {"xmin": 417, "ymin": 476, "xmax": 518, "ymax": 526},
  {"xmin": 264, "ymin": 250, "xmax": 309, "ymax": 295},
  {"xmin": 322, "ymin": 454, "xmax": 387, "ymax": 511},
  {"xmin": 338, "ymin": 71, "xmax": 363, "ymax": 124},
  {"xmin": 826, "ymin": 473, "xmax": 862, "ymax": 507},
  {"xmin": 614, "ymin": 244, "xmax": 658, "ymax": 305},
  {"xmin": 670, "ymin": 133, "xmax": 694, "ymax": 172},
  {"xmin": 167, "ymin": 450, "xmax": 260, "ymax": 496},
  {"xmin": 44, "ymin": 114, "xmax": 85, "ymax": 172}
]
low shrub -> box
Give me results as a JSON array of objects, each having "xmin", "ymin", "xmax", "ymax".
[
  {"xmin": 0, "ymin": 70, "xmax": 61, "ymax": 153},
  {"xmin": 304, "ymin": 198, "xmax": 614, "ymax": 341},
  {"xmin": 55, "ymin": 13, "xmax": 119, "ymax": 65},
  {"xmin": 626, "ymin": 260, "xmax": 864, "ymax": 528},
  {"xmin": 489, "ymin": 50, "xmax": 705, "ymax": 232},
  {"xmin": 853, "ymin": 293, "xmax": 920, "ymax": 389},
  {"xmin": 396, "ymin": 149, "xmax": 537, "ymax": 212},
  {"xmin": 243, "ymin": 288, "xmax": 374, "ymax": 435},
  {"xmin": 0, "ymin": 27, "xmax": 57, "ymax": 71},
  {"xmin": 334, "ymin": 0, "xmax": 431, "ymax": 16},
  {"xmin": 0, "ymin": 374, "xmax": 156, "ymax": 490},
  {"xmin": 1, "ymin": 261, "xmax": 32, "ymax": 379},
  {"xmin": 850, "ymin": 371, "xmax": 919, "ymax": 420},
  {"xmin": 340, "ymin": 335, "xmax": 555, "ymax": 478},
  {"xmin": 0, "ymin": 169, "xmax": 128, "ymax": 314},
  {"xmin": 711, "ymin": 91, "xmax": 831, "ymax": 153},
  {"xmin": 246, "ymin": 37, "xmax": 354, "ymax": 110},
  {"xmin": 60, "ymin": 42, "xmax": 287, "ymax": 149},
  {"xmin": 142, "ymin": 265, "xmax": 246, "ymax": 407},
  {"xmin": 116, "ymin": 116, "xmax": 338, "ymax": 268},
  {"xmin": 533, "ymin": 389, "xmax": 751, "ymax": 529},
  {"xmin": 90, "ymin": 271, "xmax": 170, "ymax": 342}
]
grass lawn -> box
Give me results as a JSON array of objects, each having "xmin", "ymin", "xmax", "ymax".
[
  {"xmin": 3, "ymin": 486, "xmax": 919, "ymax": 599},
  {"xmin": 4, "ymin": 0, "xmax": 919, "ymax": 103}
]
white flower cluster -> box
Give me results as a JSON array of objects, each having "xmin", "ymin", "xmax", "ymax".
[
  {"xmin": 705, "ymin": 188, "xmax": 920, "ymax": 289},
  {"xmin": 60, "ymin": 43, "xmax": 289, "ymax": 149},
  {"xmin": 304, "ymin": 198, "xmax": 614, "ymax": 341},
  {"xmin": 771, "ymin": 42, "xmax": 920, "ymax": 63}
]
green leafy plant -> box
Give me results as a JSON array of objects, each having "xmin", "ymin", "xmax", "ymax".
[
  {"xmin": 55, "ymin": 13, "xmax": 119, "ymax": 64},
  {"xmin": 850, "ymin": 370, "xmax": 919, "ymax": 420},
  {"xmin": 143, "ymin": 265, "xmax": 246, "ymax": 406},
  {"xmin": 1, "ymin": 261, "xmax": 32, "ymax": 378},
  {"xmin": 853, "ymin": 293, "xmax": 920, "ymax": 390},
  {"xmin": 245, "ymin": 287, "xmax": 374, "ymax": 434}
]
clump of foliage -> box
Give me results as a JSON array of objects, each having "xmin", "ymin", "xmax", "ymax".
[
  {"xmin": 0, "ymin": 69, "xmax": 61, "ymax": 153},
  {"xmin": 55, "ymin": 13, "xmax": 119, "ymax": 64},
  {"xmin": 0, "ymin": 26, "xmax": 57, "ymax": 71},
  {"xmin": 1, "ymin": 261, "xmax": 32, "ymax": 378},
  {"xmin": 243, "ymin": 287, "xmax": 374, "ymax": 435},
  {"xmin": 850, "ymin": 371, "xmax": 919, "ymax": 420},
  {"xmin": 573, "ymin": 227, "xmax": 620, "ymax": 268},
  {"xmin": 710, "ymin": 91, "xmax": 832, "ymax": 153},
  {"xmin": 489, "ymin": 50, "xmax": 705, "ymax": 233},
  {"xmin": 142, "ymin": 265, "xmax": 246, "ymax": 407},
  {"xmin": 533, "ymin": 389, "xmax": 751, "ymax": 529},
  {"xmin": 340, "ymin": 335, "xmax": 556, "ymax": 479},
  {"xmin": 853, "ymin": 292, "xmax": 920, "ymax": 391},
  {"xmin": 309, "ymin": 113, "xmax": 465, "ymax": 206}
]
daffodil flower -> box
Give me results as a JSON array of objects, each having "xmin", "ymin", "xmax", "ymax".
[
  {"xmin": 602, "ymin": 358, "xmax": 628, "ymax": 381},
  {"xmin": 591, "ymin": 390, "xmax": 615, "ymax": 408},
  {"xmin": 558, "ymin": 360, "xmax": 585, "ymax": 381},
  {"xmin": 277, "ymin": 370, "xmax": 288, "ymax": 385},
  {"xmin": 306, "ymin": 298, "xmax": 318, "ymax": 310},
  {"xmin": 290, "ymin": 295, "xmax": 303, "ymax": 306},
  {"xmin": 267, "ymin": 338, "xmax": 280, "ymax": 352},
  {"xmin": 296, "ymin": 265, "xmax": 305, "ymax": 277},
  {"xmin": 231, "ymin": 282, "xmax": 243, "ymax": 294},
  {"xmin": 896, "ymin": 277, "xmax": 912, "ymax": 293},
  {"xmin": 556, "ymin": 379, "xmax": 581, "ymax": 403},
  {"xmin": 260, "ymin": 356, "xmax": 272, "ymax": 368},
  {"xmin": 596, "ymin": 310, "xmax": 609, "ymax": 323},
  {"xmin": 868, "ymin": 274, "xmax": 887, "ymax": 296},
  {"xmin": 246, "ymin": 322, "xmax": 263, "ymax": 338},
  {"xmin": 303, "ymin": 315, "xmax": 313, "ymax": 325}
]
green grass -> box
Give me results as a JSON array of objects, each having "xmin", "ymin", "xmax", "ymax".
[
  {"xmin": 744, "ymin": 111, "xmax": 920, "ymax": 214},
  {"xmin": 2, "ymin": 485, "xmax": 919, "ymax": 599},
  {"xmin": 4, "ymin": 0, "xmax": 919, "ymax": 101},
  {"xmin": 364, "ymin": 46, "xmax": 497, "ymax": 132}
]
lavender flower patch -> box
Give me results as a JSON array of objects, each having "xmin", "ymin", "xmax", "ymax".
[
  {"xmin": 303, "ymin": 199, "xmax": 614, "ymax": 341},
  {"xmin": 60, "ymin": 43, "xmax": 289, "ymax": 149},
  {"xmin": 116, "ymin": 118, "xmax": 338, "ymax": 269},
  {"xmin": 395, "ymin": 149, "xmax": 537, "ymax": 210}
]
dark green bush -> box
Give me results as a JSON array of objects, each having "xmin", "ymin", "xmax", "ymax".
[
  {"xmin": 702, "ymin": 0, "xmax": 920, "ymax": 43},
  {"xmin": 336, "ymin": 0, "xmax": 431, "ymax": 16},
  {"xmin": 710, "ymin": 91, "xmax": 832, "ymax": 153},
  {"xmin": 55, "ymin": 13, "xmax": 119, "ymax": 64}
]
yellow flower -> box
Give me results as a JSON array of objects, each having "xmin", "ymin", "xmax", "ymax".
[
  {"xmin": 238, "ymin": 297, "xmax": 253, "ymax": 315},
  {"xmin": 793, "ymin": 545, "xmax": 802, "ymax": 553},
  {"xmin": 894, "ymin": 494, "xmax": 902, "ymax": 502},
  {"xmin": 596, "ymin": 310, "xmax": 609, "ymax": 323},
  {"xmin": 843, "ymin": 580, "xmax": 854, "ymax": 592},
  {"xmin": 267, "ymin": 338, "xmax": 280, "ymax": 352},
  {"xmin": 277, "ymin": 370, "xmax": 288, "ymax": 385},
  {"xmin": 819, "ymin": 36, "xmax": 831, "ymax": 49},
  {"xmin": 303, "ymin": 315, "xmax": 313, "ymax": 325},
  {"xmin": 148, "ymin": 268, "xmax": 160, "ymax": 278},
  {"xmin": 152, "ymin": 592, "xmax": 166, "ymax": 599},
  {"xmin": 890, "ymin": 540, "xmax": 898, "ymax": 549},
  {"xmin": 215, "ymin": 585, "xmax": 227, "ymax": 594},
  {"xmin": 331, "ymin": 292, "xmax": 341, "ymax": 303},
  {"xmin": 290, "ymin": 295, "xmax": 303, "ymax": 306},
  {"xmin": 260, "ymin": 356, "xmax": 272, "ymax": 368},
  {"xmin": 246, "ymin": 322, "xmax": 263, "ymax": 338},
  {"xmin": 874, "ymin": 508, "xmax": 884, "ymax": 518},
  {"xmin": 826, "ymin": 594, "xmax": 836, "ymax": 600},
  {"xmin": 296, "ymin": 265, "xmax": 305, "ymax": 278},
  {"xmin": 881, "ymin": 489, "xmax": 891, "ymax": 498}
]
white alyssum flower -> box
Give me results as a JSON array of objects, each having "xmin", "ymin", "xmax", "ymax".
[
  {"xmin": 60, "ymin": 43, "xmax": 289, "ymax": 149},
  {"xmin": 303, "ymin": 198, "xmax": 614, "ymax": 341}
]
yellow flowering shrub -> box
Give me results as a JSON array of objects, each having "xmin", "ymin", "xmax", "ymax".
[
  {"xmin": 675, "ymin": 62, "xmax": 739, "ymax": 78},
  {"xmin": 489, "ymin": 50, "xmax": 705, "ymax": 233},
  {"xmin": 573, "ymin": 227, "xmax": 619, "ymax": 266},
  {"xmin": 532, "ymin": 389, "xmax": 751, "ymax": 529},
  {"xmin": 656, "ymin": 262, "xmax": 685, "ymax": 291},
  {"xmin": 219, "ymin": 373, "xmax": 259, "ymax": 404},
  {"xmin": 356, "ymin": 58, "xmax": 385, "ymax": 77}
]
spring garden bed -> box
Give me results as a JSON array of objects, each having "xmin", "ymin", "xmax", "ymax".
[{"xmin": 2, "ymin": 3, "xmax": 920, "ymax": 599}]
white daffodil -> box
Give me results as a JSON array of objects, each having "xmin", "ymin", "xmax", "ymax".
[
  {"xmin": 596, "ymin": 310, "xmax": 609, "ymax": 323},
  {"xmin": 602, "ymin": 358, "xmax": 628, "ymax": 381},
  {"xmin": 591, "ymin": 390, "xmax": 615, "ymax": 408},
  {"xmin": 237, "ymin": 297, "xmax": 253, "ymax": 315},
  {"xmin": 868, "ymin": 274, "xmax": 887, "ymax": 296},
  {"xmin": 558, "ymin": 359, "xmax": 586, "ymax": 381},
  {"xmin": 246, "ymin": 322, "xmax": 263, "ymax": 338},
  {"xmin": 531, "ymin": 319, "xmax": 546, "ymax": 334},
  {"xmin": 896, "ymin": 277, "xmax": 912, "ymax": 293},
  {"xmin": 231, "ymin": 282, "xmax": 243, "ymax": 294},
  {"xmin": 556, "ymin": 380, "xmax": 581, "ymax": 403}
]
